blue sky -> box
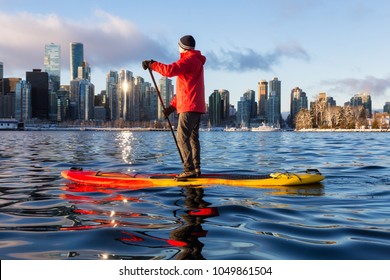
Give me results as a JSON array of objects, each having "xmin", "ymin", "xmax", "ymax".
[{"xmin": 1, "ymin": 0, "xmax": 390, "ymax": 112}]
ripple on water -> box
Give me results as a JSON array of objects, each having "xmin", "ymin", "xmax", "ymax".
[{"xmin": 1, "ymin": 131, "xmax": 390, "ymax": 259}]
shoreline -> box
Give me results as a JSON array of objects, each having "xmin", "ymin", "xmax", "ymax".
[
  {"xmin": 15, "ymin": 126, "xmax": 390, "ymax": 132},
  {"xmin": 296, "ymin": 128, "xmax": 389, "ymax": 132}
]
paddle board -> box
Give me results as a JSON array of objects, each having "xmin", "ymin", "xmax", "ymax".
[{"xmin": 61, "ymin": 167, "xmax": 324, "ymax": 188}]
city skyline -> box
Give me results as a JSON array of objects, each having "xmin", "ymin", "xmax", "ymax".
[{"xmin": 1, "ymin": 0, "xmax": 390, "ymax": 112}]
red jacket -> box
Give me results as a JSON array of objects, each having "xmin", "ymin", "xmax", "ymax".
[{"xmin": 151, "ymin": 50, "xmax": 206, "ymax": 114}]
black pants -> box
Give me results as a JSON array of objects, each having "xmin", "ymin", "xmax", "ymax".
[{"xmin": 177, "ymin": 112, "xmax": 201, "ymax": 172}]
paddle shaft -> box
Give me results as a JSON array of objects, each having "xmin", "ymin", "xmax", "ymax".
[{"xmin": 148, "ymin": 68, "xmax": 184, "ymax": 163}]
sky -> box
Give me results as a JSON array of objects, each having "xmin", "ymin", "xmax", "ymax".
[{"xmin": 1, "ymin": 0, "xmax": 390, "ymax": 113}]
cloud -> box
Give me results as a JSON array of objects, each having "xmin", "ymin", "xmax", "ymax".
[
  {"xmin": 0, "ymin": 9, "xmax": 309, "ymax": 79},
  {"xmin": 322, "ymin": 75, "xmax": 390, "ymax": 97},
  {"xmin": 0, "ymin": 10, "xmax": 175, "ymax": 74},
  {"xmin": 205, "ymin": 43, "xmax": 310, "ymax": 72}
]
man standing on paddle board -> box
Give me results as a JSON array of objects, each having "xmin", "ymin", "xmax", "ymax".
[{"xmin": 142, "ymin": 35, "xmax": 206, "ymax": 179}]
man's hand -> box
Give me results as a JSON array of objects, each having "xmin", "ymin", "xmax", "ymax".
[
  {"xmin": 163, "ymin": 105, "xmax": 175, "ymax": 117},
  {"xmin": 142, "ymin": 60, "xmax": 155, "ymax": 70}
]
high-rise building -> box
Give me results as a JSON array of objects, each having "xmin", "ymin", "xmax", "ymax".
[
  {"xmin": 350, "ymin": 92, "xmax": 372, "ymax": 117},
  {"xmin": 70, "ymin": 42, "xmax": 84, "ymax": 81},
  {"xmin": 0, "ymin": 62, "xmax": 3, "ymax": 96},
  {"xmin": 78, "ymin": 61, "xmax": 91, "ymax": 81},
  {"xmin": 384, "ymin": 102, "xmax": 390, "ymax": 114},
  {"xmin": 143, "ymin": 82, "xmax": 158, "ymax": 121},
  {"xmin": 69, "ymin": 78, "xmax": 94, "ymax": 120},
  {"xmin": 133, "ymin": 76, "xmax": 144, "ymax": 122},
  {"xmin": 26, "ymin": 69, "xmax": 49, "ymax": 119},
  {"xmin": 56, "ymin": 88, "xmax": 70, "ymax": 122},
  {"xmin": 15, "ymin": 80, "xmax": 32, "ymax": 121},
  {"xmin": 107, "ymin": 71, "xmax": 119, "ymax": 120},
  {"xmin": 209, "ymin": 90, "xmax": 222, "ymax": 126},
  {"xmin": 219, "ymin": 89, "xmax": 230, "ymax": 121},
  {"xmin": 44, "ymin": 43, "xmax": 61, "ymax": 93},
  {"xmin": 243, "ymin": 89, "xmax": 256, "ymax": 118},
  {"xmin": 290, "ymin": 87, "xmax": 308, "ymax": 127},
  {"xmin": 0, "ymin": 62, "xmax": 3, "ymax": 80},
  {"xmin": 237, "ymin": 96, "xmax": 252, "ymax": 127},
  {"xmin": 158, "ymin": 77, "xmax": 174, "ymax": 120},
  {"xmin": 0, "ymin": 78, "xmax": 20, "ymax": 118},
  {"xmin": 267, "ymin": 77, "xmax": 281, "ymax": 125},
  {"xmin": 118, "ymin": 70, "xmax": 133, "ymax": 121},
  {"xmin": 257, "ymin": 80, "xmax": 268, "ymax": 121}
]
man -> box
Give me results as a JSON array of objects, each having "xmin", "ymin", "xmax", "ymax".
[{"xmin": 142, "ymin": 35, "xmax": 206, "ymax": 179}]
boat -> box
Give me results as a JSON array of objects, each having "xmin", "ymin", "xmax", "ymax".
[
  {"xmin": 0, "ymin": 119, "xmax": 23, "ymax": 130},
  {"xmin": 61, "ymin": 167, "xmax": 324, "ymax": 188},
  {"xmin": 251, "ymin": 123, "xmax": 280, "ymax": 132}
]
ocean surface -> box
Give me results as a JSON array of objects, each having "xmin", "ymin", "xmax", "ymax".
[{"xmin": 0, "ymin": 130, "xmax": 389, "ymax": 260}]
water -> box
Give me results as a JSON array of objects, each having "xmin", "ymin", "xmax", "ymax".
[{"xmin": 0, "ymin": 130, "xmax": 389, "ymax": 260}]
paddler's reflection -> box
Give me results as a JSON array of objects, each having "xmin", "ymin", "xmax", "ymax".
[{"xmin": 170, "ymin": 187, "xmax": 219, "ymax": 260}]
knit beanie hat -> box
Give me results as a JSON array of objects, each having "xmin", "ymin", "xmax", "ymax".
[{"xmin": 178, "ymin": 35, "xmax": 196, "ymax": 50}]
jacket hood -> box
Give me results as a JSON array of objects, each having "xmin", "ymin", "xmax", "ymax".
[{"xmin": 182, "ymin": 50, "xmax": 206, "ymax": 65}]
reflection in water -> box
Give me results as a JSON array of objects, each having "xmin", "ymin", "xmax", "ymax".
[
  {"xmin": 59, "ymin": 182, "xmax": 219, "ymax": 259},
  {"xmin": 170, "ymin": 187, "xmax": 219, "ymax": 260},
  {"xmin": 117, "ymin": 131, "xmax": 135, "ymax": 165}
]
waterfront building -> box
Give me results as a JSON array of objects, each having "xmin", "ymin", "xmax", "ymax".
[
  {"xmin": 219, "ymin": 89, "xmax": 230, "ymax": 121},
  {"xmin": 69, "ymin": 78, "xmax": 95, "ymax": 121},
  {"xmin": 290, "ymin": 87, "xmax": 308, "ymax": 128},
  {"xmin": 56, "ymin": 88, "xmax": 70, "ymax": 122},
  {"xmin": 0, "ymin": 62, "xmax": 3, "ymax": 95},
  {"xmin": 243, "ymin": 89, "xmax": 256, "ymax": 118},
  {"xmin": 78, "ymin": 61, "xmax": 91, "ymax": 82},
  {"xmin": 70, "ymin": 42, "xmax": 84, "ymax": 81},
  {"xmin": 26, "ymin": 69, "xmax": 49, "ymax": 119},
  {"xmin": 257, "ymin": 80, "xmax": 268, "ymax": 121},
  {"xmin": 15, "ymin": 80, "xmax": 32, "ymax": 121},
  {"xmin": 135, "ymin": 76, "xmax": 147, "ymax": 121},
  {"xmin": 0, "ymin": 78, "xmax": 20, "ymax": 118},
  {"xmin": 350, "ymin": 92, "xmax": 372, "ymax": 118},
  {"xmin": 237, "ymin": 96, "xmax": 251, "ymax": 128},
  {"xmin": 384, "ymin": 102, "xmax": 390, "ymax": 114},
  {"xmin": 209, "ymin": 90, "xmax": 222, "ymax": 126},
  {"xmin": 44, "ymin": 43, "xmax": 61, "ymax": 93},
  {"xmin": 106, "ymin": 71, "xmax": 119, "ymax": 121},
  {"xmin": 158, "ymin": 77, "xmax": 174, "ymax": 120},
  {"xmin": 267, "ymin": 77, "xmax": 281, "ymax": 126}
]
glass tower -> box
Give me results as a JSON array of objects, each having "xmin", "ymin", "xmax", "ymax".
[
  {"xmin": 70, "ymin": 42, "xmax": 84, "ymax": 81},
  {"xmin": 44, "ymin": 43, "xmax": 61, "ymax": 93},
  {"xmin": 267, "ymin": 77, "xmax": 281, "ymax": 125},
  {"xmin": 0, "ymin": 62, "xmax": 3, "ymax": 80}
]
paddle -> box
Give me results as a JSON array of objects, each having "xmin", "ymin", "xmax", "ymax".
[{"xmin": 148, "ymin": 68, "xmax": 184, "ymax": 163}]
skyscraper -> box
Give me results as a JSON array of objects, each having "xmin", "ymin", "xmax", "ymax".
[
  {"xmin": 158, "ymin": 77, "xmax": 173, "ymax": 120},
  {"xmin": 267, "ymin": 77, "xmax": 281, "ymax": 125},
  {"xmin": 209, "ymin": 90, "xmax": 222, "ymax": 126},
  {"xmin": 290, "ymin": 87, "xmax": 308, "ymax": 127},
  {"xmin": 70, "ymin": 42, "xmax": 84, "ymax": 81},
  {"xmin": 26, "ymin": 69, "xmax": 49, "ymax": 119},
  {"xmin": 0, "ymin": 62, "xmax": 3, "ymax": 96},
  {"xmin": 118, "ymin": 70, "xmax": 133, "ymax": 121},
  {"xmin": 15, "ymin": 80, "xmax": 32, "ymax": 121},
  {"xmin": 219, "ymin": 89, "xmax": 230, "ymax": 121},
  {"xmin": 44, "ymin": 43, "xmax": 61, "ymax": 93},
  {"xmin": 0, "ymin": 62, "xmax": 3, "ymax": 80},
  {"xmin": 243, "ymin": 89, "xmax": 256, "ymax": 118},
  {"xmin": 257, "ymin": 80, "xmax": 268, "ymax": 120},
  {"xmin": 350, "ymin": 92, "xmax": 372, "ymax": 118}
]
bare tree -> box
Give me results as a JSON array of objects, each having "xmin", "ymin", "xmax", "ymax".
[{"xmin": 295, "ymin": 108, "xmax": 313, "ymax": 130}]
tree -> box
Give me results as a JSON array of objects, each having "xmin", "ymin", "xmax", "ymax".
[
  {"xmin": 356, "ymin": 106, "xmax": 367, "ymax": 128},
  {"xmin": 295, "ymin": 108, "xmax": 313, "ymax": 130}
]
